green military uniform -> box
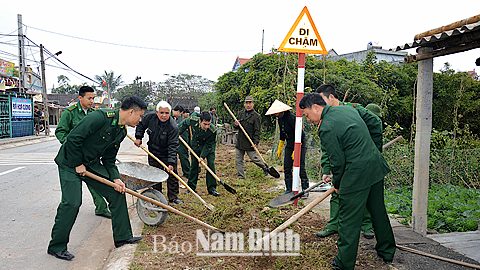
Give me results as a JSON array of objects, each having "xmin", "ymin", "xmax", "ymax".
[
  {"xmin": 234, "ymin": 109, "xmax": 267, "ymax": 178},
  {"xmin": 176, "ymin": 114, "xmax": 190, "ymax": 178},
  {"xmin": 178, "ymin": 115, "xmax": 217, "ymax": 192},
  {"xmin": 48, "ymin": 109, "xmax": 133, "ymax": 253},
  {"xmin": 319, "ymin": 105, "xmax": 395, "ymax": 270},
  {"xmin": 321, "ymin": 102, "xmax": 383, "ymax": 235},
  {"xmin": 55, "ymin": 103, "xmax": 110, "ymax": 216}
]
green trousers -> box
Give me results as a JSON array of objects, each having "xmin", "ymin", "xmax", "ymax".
[
  {"xmin": 178, "ymin": 143, "xmax": 190, "ymax": 178},
  {"xmin": 326, "ymin": 191, "xmax": 373, "ymax": 232},
  {"xmin": 334, "ymin": 180, "xmax": 396, "ymax": 270},
  {"xmin": 48, "ymin": 165, "xmax": 133, "ymax": 252},
  {"xmin": 86, "ymin": 183, "xmax": 110, "ymax": 215},
  {"xmin": 188, "ymin": 148, "xmax": 216, "ymax": 192}
]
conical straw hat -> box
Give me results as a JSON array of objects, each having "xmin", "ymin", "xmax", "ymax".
[{"xmin": 265, "ymin": 100, "xmax": 292, "ymax": 115}]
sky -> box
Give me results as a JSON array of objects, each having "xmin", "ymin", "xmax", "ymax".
[{"xmin": 1, "ymin": 0, "xmax": 479, "ymax": 93}]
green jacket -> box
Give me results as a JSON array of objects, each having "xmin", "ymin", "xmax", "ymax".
[
  {"xmin": 178, "ymin": 115, "xmax": 216, "ymax": 158},
  {"xmin": 318, "ymin": 105, "xmax": 390, "ymax": 194},
  {"xmin": 234, "ymin": 109, "xmax": 261, "ymax": 151},
  {"xmin": 54, "ymin": 109, "xmax": 126, "ymax": 181},
  {"xmin": 55, "ymin": 103, "xmax": 95, "ymax": 144},
  {"xmin": 321, "ymin": 102, "xmax": 383, "ymax": 175}
]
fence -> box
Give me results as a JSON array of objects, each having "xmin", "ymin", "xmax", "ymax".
[
  {"xmin": 265, "ymin": 119, "xmax": 480, "ymax": 189},
  {"xmin": 301, "ymin": 140, "xmax": 480, "ymax": 189}
]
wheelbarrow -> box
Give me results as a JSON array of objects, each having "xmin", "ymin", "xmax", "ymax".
[{"xmin": 117, "ymin": 161, "xmax": 169, "ymax": 226}]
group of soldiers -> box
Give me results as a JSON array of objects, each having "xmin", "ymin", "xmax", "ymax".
[{"xmin": 47, "ymin": 83, "xmax": 395, "ymax": 270}]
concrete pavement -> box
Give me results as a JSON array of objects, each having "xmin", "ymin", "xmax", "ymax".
[{"xmin": 0, "ymin": 126, "xmax": 146, "ymax": 270}]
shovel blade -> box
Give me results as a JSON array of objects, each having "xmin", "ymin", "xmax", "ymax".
[
  {"xmin": 268, "ymin": 192, "xmax": 296, "ymax": 207},
  {"xmin": 268, "ymin": 167, "xmax": 280, "ymax": 178},
  {"xmin": 220, "ymin": 180, "xmax": 237, "ymax": 194}
]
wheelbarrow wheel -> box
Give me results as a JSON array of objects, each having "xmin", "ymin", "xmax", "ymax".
[{"xmin": 136, "ymin": 189, "xmax": 168, "ymax": 226}]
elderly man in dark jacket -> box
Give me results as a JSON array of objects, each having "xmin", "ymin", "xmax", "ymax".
[
  {"xmin": 135, "ymin": 101, "xmax": 183, "ymax": 204},
  {"xmin": 233, "ymin": 96, "xmax": 269, "ymax": 179}
]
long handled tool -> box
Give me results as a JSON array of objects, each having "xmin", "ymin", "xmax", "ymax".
[
  {"xmin": 85, "ymin": 171, "xmax": 222, "ymax": 232},
  {"xmin": 382, "ymin": 135, "xmax": 403, "ymax": 150},
  {"xmin": 268, "ymin": 176, "xmax": 332, "ymax": 207},
  {"xmin": 179, "ymin": 137, "xmax": 237, "ymax": 194},
  {"xmin": 259, "ymin": 187, "xmax": 335, "ymax": 246},
  {"xmin": 223, "ymin": 102, "xmax": 280, "ymax": 178},
  {"xmin": 126, "ymin": 134, "xmax": 215, "ymax": 211},
  {"xmin": 396, "ymin": 244, "xmax": 480, "ymax": 269}
]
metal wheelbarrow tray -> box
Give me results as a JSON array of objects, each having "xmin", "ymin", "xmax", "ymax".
[{"xmin": 117, "ymin": 161, "xmax": 169, "ymax": 226}]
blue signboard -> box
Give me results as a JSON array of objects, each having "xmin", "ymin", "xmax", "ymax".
[{"xmin": 11, "ymin": 98, "xmax": 32, "ymax": 118}]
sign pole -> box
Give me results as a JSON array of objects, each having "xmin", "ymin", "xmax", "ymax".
[
  {"xmin": 277, "ymin": 6, "xmax": 327, "ymax": 206},
  {"xmin": 292, "ymin": 53, "xmax": 305, "ymax": 206}
]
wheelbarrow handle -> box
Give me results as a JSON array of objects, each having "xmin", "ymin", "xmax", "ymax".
[
  {"xmin": 85, "ymin": 171, "xmax": 222, "ymax": 232},
  {"xmin": 126, "ymin": 134, "xmax": 215, "ymax": 211}
]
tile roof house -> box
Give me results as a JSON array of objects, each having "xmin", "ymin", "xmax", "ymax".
[
  {"xmin": 232, "ymin": 56, "xmax": 251, "ymax": 71},
  {"xmin": 468, "ymin": 69, "xmax": 478, "ymax": 80}
]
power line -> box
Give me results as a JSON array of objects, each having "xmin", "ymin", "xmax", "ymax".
[
  {"xmin": 24, "ymin": 36, "xmax": 100, "ymax": 85},
  {"xmin": 24, "ymin": 24, "xmax": 258, "ymax": 53}
]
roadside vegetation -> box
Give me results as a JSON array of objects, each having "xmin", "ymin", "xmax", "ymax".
[{"xmin": 129, "ymin": 143, "xmax": 390, "ymax": 270}]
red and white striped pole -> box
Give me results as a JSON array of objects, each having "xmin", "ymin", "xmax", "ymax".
[{"xmin": 293, "ymin": 53, "xmax": 305, "ymax": 206}]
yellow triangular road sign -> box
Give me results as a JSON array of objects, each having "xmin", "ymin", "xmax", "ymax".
[{"xmin": 278, "ymin": 6, "xmax": 327, "ymax": 54}]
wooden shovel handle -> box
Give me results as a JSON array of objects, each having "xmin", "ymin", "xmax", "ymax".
[
  {"xmin": 179, "ymin": 137, "xmax": 222, "ymax": 183},
  {"xmin": 85, "ymin": 171, "xmax": 222, "ymax": 232},
  {"xmin": 259, "ymin": 187, "xmax": 335, "ymax": 245},
  {"xmin": 223, "ymin": 103, "xmax": 267, "ymax": 164},
  {"xmin": 126, "ymin": 134, "xmax": 214, "ymax": 211}
]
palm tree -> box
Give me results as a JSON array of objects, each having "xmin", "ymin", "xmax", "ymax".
[{"xmin": 94, "ymin": 71, "xmax": 124, "ymax": 107}]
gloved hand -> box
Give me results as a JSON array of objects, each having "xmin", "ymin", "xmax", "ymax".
[
  {"xmin": 276, "ymin": 140, "xmax": 285, "ymax": 159},
  {"xmin": 291, "ymin": 150, "xmax": 295, "ymax": 160}
]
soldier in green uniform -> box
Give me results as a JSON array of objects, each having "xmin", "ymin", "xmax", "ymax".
[
  {"xmin": 173, "ymin": 106, "xmax": 190, "ymax": 178},
  {"xmin": 300, "ymin": 92, "xmax": 395, "ymax": 270},
  {"xmin": 178, "ymin": 111, "xmax": 219, "ymax": 196},
  {"xmin": 315, "ymin": 84, "xmax": 383, "ymax": 240},
  {"xmin": 55, "ymin": 86, "xmax": 111, "ymax": 218},
  {"xmin": 47, "ymin": 96, "xmax": 147, "ymax": 261},
  {"xmin": 233, "ymin": 96, "xmax": 269, "ymax": 178}
]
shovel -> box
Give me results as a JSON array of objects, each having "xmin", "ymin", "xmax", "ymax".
[
  {"xmin": 268, "ymin": 181, "xmax": 332, "ymax": 207},
  {"xmin": 126, "ymin": 134, "xmax": 215, "ymax": 211},
  {"xmin": 85, "ymin": 171, "xmax": 222, "ymax": 232},
  {"xmin": 179, "ymin": 137, "xmax": 237, "ymax": 194},
  {"xmin": 224, "ymin": 103, "xmax": 280, "ymax": 178},
  {"xmin": 269, "ymin": 174, "xmax": 332, "ymax": 207},
  {"xmin": 258, "ymin": 187, "xmax": 335, "ymax": 247}
]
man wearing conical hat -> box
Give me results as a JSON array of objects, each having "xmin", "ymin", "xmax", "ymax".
[{"xmin": 266, "ymin": 100, "xmax": 309, "ymax": 195}]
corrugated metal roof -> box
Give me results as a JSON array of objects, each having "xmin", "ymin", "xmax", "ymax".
[{"xmin": 395, "ymin": 21, "xmax": 480, "ymax": 51}]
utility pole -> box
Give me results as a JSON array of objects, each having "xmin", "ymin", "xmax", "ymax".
[
  {"xmin": 17, "ymin": 14, "xmax": 26, "ymax": 93},
  {"xmin": 39, "ymin": 45, "xmax": 50, "ymax": 136},
  {"xmin": 135, "ymin": 76, "xmax": 141, "ymax": 96},
  {"xmin": 262, "ymin": 29, "xmax": 264, "ymax": 54}
]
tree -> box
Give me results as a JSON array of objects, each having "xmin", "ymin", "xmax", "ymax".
[
  {"xmin": 156, "ymin": 73, "xmax": 215, "ymax": 110},
  {"xmin": 94, "ymin": 70, "xmax": 124, "ymax": 100},
  {"xmin": 51, "ymin": 75, "xmax": 85, "ymax": 94},
  {"xmin": 114, "ymin": 79, "xmax": 155, "ymax": 109}
]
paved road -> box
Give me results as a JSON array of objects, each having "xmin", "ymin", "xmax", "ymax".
[{"xmin": 0, "ymin": 128, "xmax": 145, "ymax": 270}]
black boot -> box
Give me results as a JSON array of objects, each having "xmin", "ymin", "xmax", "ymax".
[
  {"xmin": 282, "ymin": 178, "xmax": 293, "ymax": 195},
  {"xmin": 301, "ymin": 179, "xmax": 309, "ymax": 190}
]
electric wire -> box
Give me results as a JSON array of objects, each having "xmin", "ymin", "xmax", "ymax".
[
  {"xmin": 23, "ymin": 36, "xmax": 100, "ymax": 85},
  {"xmin": 24, "ymin": 24, "xmax": 258, "ymax": 53}
]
